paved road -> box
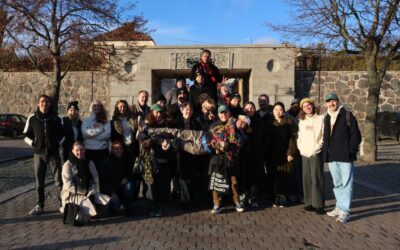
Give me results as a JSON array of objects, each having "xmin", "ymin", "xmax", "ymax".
[{"xmin": 0, "ymin": 138, "xmax": 33, "ymax": 162}]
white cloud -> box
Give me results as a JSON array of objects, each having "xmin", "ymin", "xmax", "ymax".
[
  {"xmin": 252, "ymin": 36, "xmax": 280, "ymax": 44},
  {"xmin": 148, "ymin": 20, "xmax": 193, "ymax": 38}
]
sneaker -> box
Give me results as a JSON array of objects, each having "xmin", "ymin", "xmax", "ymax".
[
  {"xmin": 211, "ymin": 206, "xmax": 223, "ymax": 214},
  {"xmin": 272, "ymin": 197, "xmax": 280, "ymax": 208},
  {"xmin": 59, "ymin": 206, "xmax": 64, "ymax": 214},
  {"xmin": 327, "ymin": 208, "xmax": 342, "ymax": 217},
  {"xmin": 149, "ymin": 207, "xmax": 162, "ymax": 217},
  {"xmin": 235, "ymin": 203, "xmax": 245, "ymax": 213},
  {"xmin": 279, "ymin": 199, "xmax": 288, "ymax": 208},
  {"xmin": 336, "ymin": 213, "xmax": 350, "ymax": 224},
  {"xmin": 29, "ymin": 205, "xmax": 43, "ymax": 215}
]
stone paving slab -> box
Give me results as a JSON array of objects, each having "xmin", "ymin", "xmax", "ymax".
[{"xmin": 0, "ymin": 178, "xmax": 399, "ymax": 249}]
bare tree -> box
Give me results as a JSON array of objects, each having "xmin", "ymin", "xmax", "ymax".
[
  {"xmin": 268, "ymin": 0, "xmax": 400, "ymax": 162},
  {"xmin": 1, "ymin": 0, "xmax": 147, "ymax": 111}
]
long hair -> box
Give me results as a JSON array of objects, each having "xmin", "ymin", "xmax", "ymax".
[
  {"xmin": 91, "ymin": 101, "xmax": 108, "ymax": 124},
  {"xmin": 145, "ymin": 109, "xmax": 165, "ymax": 126},
  {"xmin": 299, "ymin": 104, "xmax": 317, "ymax": 120},
  {"xmin": 113, "ymin": 99, "xmax": 131, "ymax": 119}
]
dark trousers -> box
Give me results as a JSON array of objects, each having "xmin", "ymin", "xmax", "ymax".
[
  {"xmin": 109, "ymin": 181, "xmax": 136, "ymax": 212},
  {"xmin": 85, "ymin": 149, "xmax": 109, "ymax": 192},
  {"xmin": 33, "ymin": 152, "xmax": 62, "ymax": 208},
  {"xmin": 302, "ymin": 154, "xmax": 325, "ymax": 208}
]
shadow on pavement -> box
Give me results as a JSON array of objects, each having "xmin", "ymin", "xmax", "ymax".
[
  {"xmin": 14, "ymin": 236, "xmax": 120, "ymax": 250},
  {"xmin": 324, "ymin": 167, "xmax": 400, "ymax": 223}
]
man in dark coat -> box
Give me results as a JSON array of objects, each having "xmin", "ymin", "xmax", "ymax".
[
  {"xmin": 323, "ymin": 93, "xmax": 361, "ymax": 224},
  {"xmin": 191, "ymin": 49, "xmax": 223, "ymax": 102},
  {"xmin": 189, "ymin": 71, "xmax": 213, "ymax": 116},
  {"xmin": 23, "ymin": 94, "xmax": 64, "ymax": 215}
]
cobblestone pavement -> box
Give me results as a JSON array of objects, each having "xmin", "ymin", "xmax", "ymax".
[
  {"xmin": 0, "ymin": 141, "xmax": 399, "ymax": 249},
  {"xmin": 0, "ymin": 179, "xmax": 399, "ymax": 249}
]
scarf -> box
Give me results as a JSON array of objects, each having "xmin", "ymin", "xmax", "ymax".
[{"xmin": 68, "ymin": 152, "xmax": 92, "ymax": 192}]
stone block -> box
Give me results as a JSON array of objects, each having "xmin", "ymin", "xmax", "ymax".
[
  {"xmin": 354, "ymin": 103, "xmax": 367, "ymax": 112},
  {"xmin": 384, "ymin": 73, "xmax": 393, "ymax": 81},
  {"xmin": 383, "ymin": 90, "xmax": 395, "ymax": 97},
  {"xmin": 380, "ymin": 104, "xmax": 394, "ymax": 112},
  {"xmin": 339, "ymin": 75, "xmax": 349, "ymax": 81},
  {"xmin": 390, "ymin": 79, "xmax": 400, "ymax": 91},
  {"xmin": 347, "ymin": 94, "xmax": 358, "ymax": 103},
  {"xmin": 358, "ymin": 79, "xmax": 369, "ymax": 88},
  {"xmin": 354, "ymin": 111, "xmax": 366, "ymax": 120},
  {"xmin": 381, "ymin": 83, "xmax": 392, "ymax": 90},
  {"xmin": 387, "ymin": 98, "xmax": 396, "ymax": 105},
  {"xmin": 353, "ymin": 74, "xmax": 359, "ymax": 80}
]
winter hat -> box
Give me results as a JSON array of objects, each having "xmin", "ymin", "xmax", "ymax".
[
  {"xmin": 218, "ymin": 105, "xmax": 229, "ymax": 113},
  {"xmin": 231, "ymin": 93, "xmax": 241, "ymax": 101},
  {"xmin": 67, "ymin": 101, "xmax": 79, "ymax": 111},
  {"xmin": 150, "ymin": 104, "xmax": 163, "ymax": 112},
  {"xmin": 300, "ymin": 98, "xmax": 314, "ymax": 109},
  {"xmin": 156, "ymin": 94, "xmax": 167, "ymax": 102}
]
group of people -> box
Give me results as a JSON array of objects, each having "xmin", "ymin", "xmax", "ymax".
[{"xmin": 23, "ymin": 49, "xmax": 361, "ymax": 225}]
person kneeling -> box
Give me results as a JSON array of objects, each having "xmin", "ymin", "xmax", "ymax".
[
  {"xmin": 61, "ymin": 142, "xmax": 110, "ymax": 225},
  {"xmin": 101, "ymin": 140, "xmax": 136, "ymax": 217}
]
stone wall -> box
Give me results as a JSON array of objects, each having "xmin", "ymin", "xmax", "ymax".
[
  {"xmin": 0, "ymin": 71, "xmax": 110, "ymax": 118},
  {"xmin": 295, "ymin": 71, "xmax": 400, "ymax": 135}
]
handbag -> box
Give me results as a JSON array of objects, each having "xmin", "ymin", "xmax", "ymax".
[
  {"xmin": 133, "ymin": 155, "xmax": 144, "ymax": 176},
  {"xmin": 63, "ymin": 186, "xmax": 80, "ymax": 226}
]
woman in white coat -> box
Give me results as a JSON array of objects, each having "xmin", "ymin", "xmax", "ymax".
[
  {"xmin": 61, "ymin": 142, "xmax": 110, "ymax": 225},
  {"xmin": 297, "ymin": 98, "xmax": 325, "ymax": 214},
  {"xmin": 82, "ymin": 100, "xmax": 111, "ymax": 191}
]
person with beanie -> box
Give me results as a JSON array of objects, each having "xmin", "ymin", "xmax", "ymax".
[
  {"xmin": 62, "ymin": 101, "xmax": 83, "ymax": 162},
  {"xmin": 165, "ymin": 76, "xmax": 187, "ymax": 106}
]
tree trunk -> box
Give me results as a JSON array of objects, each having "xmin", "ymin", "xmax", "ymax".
[{"xmin": 361, "ymin": 49, "xmax": 382, "ymax": 162}]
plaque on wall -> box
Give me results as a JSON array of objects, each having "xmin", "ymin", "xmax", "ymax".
[{"xmin": 170, "ymin": 52, "xmax": 232, "ymax": 69}]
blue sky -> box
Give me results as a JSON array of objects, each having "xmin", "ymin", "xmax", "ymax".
[{"xmin": 130, "ymin": 0, "xmax": 292, "ymax": 45}]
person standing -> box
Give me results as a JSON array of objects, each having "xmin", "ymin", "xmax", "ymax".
[
  {"xmin": 81, "ymin": 100, "xmax": 111, "ymax": 192},
  {"xmin": 323, "ymin": 93, "xmax": 361, "ymax": 224},
  {"xmin": 268, "ymin": 102, "xmax": 298, "ymax": 207},
  {"xmin": 24, "ymin": 94, "xmax": 64, "ymax": 215},
  {"xmin": 191, "ymin": 49, "xmax": 223, "ymax": 102},
  {"xmin": 111, "ymin": 100, "xmax": 139, "ymax": 162},
  {"xmin": 297, "ymin": 98, "xmax": 325, "ymax": 214},
  {"xmin": 61, "ymin": 101, "xmax": 83, "ymax": 162},
  {"xmin": 131, "ymin": 90, "xmax": 151, "ymax": 120}
]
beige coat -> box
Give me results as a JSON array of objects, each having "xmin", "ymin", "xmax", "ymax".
[
  {"xmin": 61, "ymin": 160, "xmax": 110, "ymax": 223},
  {"xmin": 297, "ymin": 114, "xmax": 324, "ymax": 157}
]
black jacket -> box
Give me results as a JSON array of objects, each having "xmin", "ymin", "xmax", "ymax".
[
  {"xmin": 322, "ymin": 107, "xmax": 362, "ymax": 162},
  {"xmin": 101, "ymin": 154, "xmax": 134, "ymax": 196},
  {"xmin": 61, "ymin": 117, "xmax": 83, "ymax": 160},
  {"xmin": 191, "ymin": 61, "xmax": 222, "ymax": 101},
  {"xmin": 24, "ymin": 109, "xmax": 64, "ymax": 155}
]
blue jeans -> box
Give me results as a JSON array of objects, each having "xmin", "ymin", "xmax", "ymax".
[
  {"xmin": 328, "ymin": 161, "xmax": 354, "ymax": 214},
  {"xmin": 109, "ymin": 181, "xmax": 136, "ymax": 213}
]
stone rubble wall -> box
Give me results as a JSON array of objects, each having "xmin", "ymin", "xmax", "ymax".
[
  {"xmin": 296, "ymin": 71, "xmax": 400, "ymax": 133},
  {"xmin": 0, "ymin": 71, "xmax": 110, "ymax": 118}
]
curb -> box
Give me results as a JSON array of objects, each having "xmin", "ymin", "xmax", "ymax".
[
  {"xmin": 0, "ymin": 155, "xmax": 32, "ymax": 164},
  {"xmin": 0, "ymin": 179, "xmax": 53, "ymax": 204}
]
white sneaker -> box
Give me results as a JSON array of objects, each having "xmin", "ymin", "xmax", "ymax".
[
  {"xmin": 211, "ymin": 206, "xmax": 223, "ymax": 214},
  {"xmin": 336, "ymin": 213, "xmax": 350, "ymax": 224},
  {"xmin": 59, "ymin": 206, "xmax": 64, "ymax": 214},
  {"xmin": 235, "ymin": 204, "xmax": 245, "ymax": 213},
  {"xmin": 29, "ymin": 205, "xmax": 43, "ymax": 215},
  {"xmin": 327, "ymin": 208, "xmax": 342, "ymax": 217}
]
